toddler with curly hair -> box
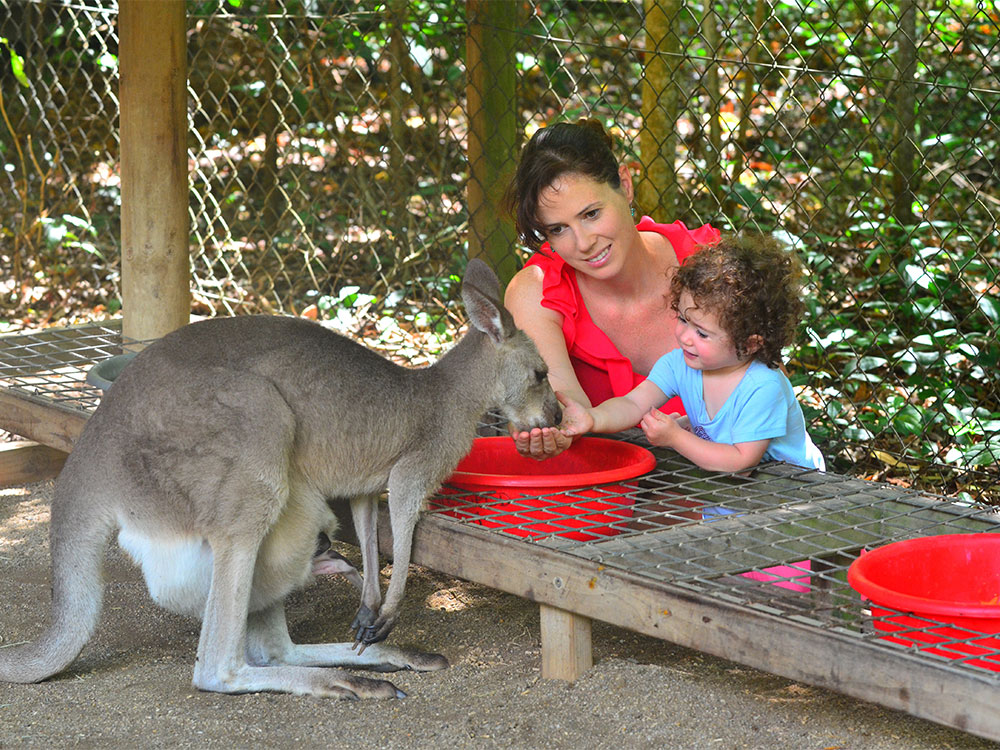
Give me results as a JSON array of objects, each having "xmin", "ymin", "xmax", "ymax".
[{"xmin": 560, "ymin": 233, "xmax": 825, "ymax": 471}]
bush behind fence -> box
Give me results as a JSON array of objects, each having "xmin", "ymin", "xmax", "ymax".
[{"xmin": 0, "ymin": 0, "xmax": 997, "ymax": 500}]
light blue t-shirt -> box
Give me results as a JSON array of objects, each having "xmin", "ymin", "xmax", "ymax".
[{"xmin": 647, "ymin": 349, "xmax": 825, "ymax": 470}]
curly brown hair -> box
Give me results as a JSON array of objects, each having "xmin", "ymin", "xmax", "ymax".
[{"xmin": 669, "ymin": 233, "xmax": 805, "ymax": 368}]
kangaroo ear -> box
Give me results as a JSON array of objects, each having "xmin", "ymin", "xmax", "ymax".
[
  {"xmin": 463, "ymin": 258, "xmax": 500, "ymax": 299},
  {"xmin": 462, "ymin": 259, "xmax": 512, "ymax": 344}
]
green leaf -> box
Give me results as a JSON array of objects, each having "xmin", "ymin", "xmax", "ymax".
[
  {"xmin": 292, "ymin": 89, "xmax": 309, "ymax": 116},
  {"xmin": 0, "ymin": 37, "xmax": 29, "ymax": 88},
  {"xmin": 892, "ymin": 405, "xmax": 924, "ymax": 435},
  {"xmin": 963, "ymin": 441, "xmax": 1000, "ymax": 467},
  {"xmin": 979, "ymin": 295, "xmax": 1000, "ymax": 323},
  {"xmin": 857, "ymin": 356, "xmax": 887, "ymax": 372}
]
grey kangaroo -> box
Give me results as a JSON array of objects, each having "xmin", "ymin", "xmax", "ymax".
[{"xmin": 0, "ymin": 259, "xmax": 560, "ymax": 699}]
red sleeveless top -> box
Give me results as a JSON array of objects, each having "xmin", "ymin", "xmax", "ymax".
[{"xmin": 525, "ymin": 216, "xmax": 720, "ymax": 414}]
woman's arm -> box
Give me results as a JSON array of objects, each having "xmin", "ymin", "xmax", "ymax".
[
  {"xmin": 504, "ymin": 265, "xmax": 589, "ymax": 406},
  {"xmin": 504, "ymin": 266, "xmax": 582, "ymax": 458}
]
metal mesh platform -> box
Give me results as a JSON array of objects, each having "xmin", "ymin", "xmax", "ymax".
[
  {"xmin": 2, "ymin": 324, "xmax": 999, "ymax": 739},
  {"xmin": 0, "ymin": 321, "xmax": 125, "ymax": 414},
  {"xmin": 433, "ymin": 452, "xmax": 1000, "ymax": 664}
]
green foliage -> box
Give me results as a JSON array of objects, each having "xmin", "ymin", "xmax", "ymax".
[
  {"xmin": 2, "ymin": 0, "xmax": 997, "ymax": 499},
  {"xmin": 0, "ymin": 36, "xmax": 28, "ymax": 87}
]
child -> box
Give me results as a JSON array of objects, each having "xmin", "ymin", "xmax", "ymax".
[{"xmin": 559, "ymin": 233, "xmax": 825, "ymax": 472}]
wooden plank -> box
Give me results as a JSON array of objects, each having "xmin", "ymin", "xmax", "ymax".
[
  {"xmin": 0, "ymin": 389, "xmax": 88, "ymax": 453},
  {"xmin": 380, "ymin": 509, "xmax": 1000, "ymax": 742},
  {"xmin": 0, "ymin": 442, "xmax": 67, "ymax": 486},
  {"xmin": 540, "ymin": 604, "xmax": 593, "ymax": 681}
]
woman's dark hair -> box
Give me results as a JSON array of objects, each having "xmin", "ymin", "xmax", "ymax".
[
  {"xmin": 502, "ymin": 119, "xmax": 622, "ymax": 251},
  {"xmin": 669, "ymin": 233, "xmax": 806, "ymax": 368}
]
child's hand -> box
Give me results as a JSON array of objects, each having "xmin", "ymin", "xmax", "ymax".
[
  {"xmin": 639, "ymin": 408, "xmax": 682, "ymax": 447},
  {"xmin": 556, "ymin": 392, "xmax": 594, "ymax": 438}
]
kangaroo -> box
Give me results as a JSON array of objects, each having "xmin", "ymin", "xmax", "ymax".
[{"xmin": 0, "ymin": 259, "xmax": 561, "ymax": 699}]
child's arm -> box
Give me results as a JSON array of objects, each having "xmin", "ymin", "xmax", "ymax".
[
  {"xmin": 639, "ymin": 409, "xmax": 770, "ymax": 472},
  {"xmin": 559, "ymin": 380, "xmax": 667, "ymax": 437}
]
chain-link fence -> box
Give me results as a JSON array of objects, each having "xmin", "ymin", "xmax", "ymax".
[{"xmin": 1, "ymin": 0, "xmax": 997, "ymax": 500}]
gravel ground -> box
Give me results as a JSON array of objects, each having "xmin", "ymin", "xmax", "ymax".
[{"xmin": 1, "ymin": 479, "xmax": 997, "ymax": 750}]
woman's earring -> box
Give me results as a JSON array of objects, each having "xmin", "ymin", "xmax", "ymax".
[{"xmin": 630, "ymin": 204, "xmax": 636, "ymax": 219}]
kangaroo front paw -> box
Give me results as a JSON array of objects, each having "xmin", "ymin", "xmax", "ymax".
[
  {"xmin": 350, "ymin": 603, "xmax": 378, "ymax": 641},
  {"xmin": 353, "ymin": 613, "xmax": 397, "ymax": 649}
]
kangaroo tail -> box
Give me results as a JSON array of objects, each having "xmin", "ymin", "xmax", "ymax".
[{"xmin": 0, "ymin": 480, "xmax": 114, "ymax": 683}]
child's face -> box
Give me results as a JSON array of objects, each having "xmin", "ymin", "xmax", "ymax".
[{"xmin": 674, "ymin": 292, "xmax": 748, "ymax": 374}]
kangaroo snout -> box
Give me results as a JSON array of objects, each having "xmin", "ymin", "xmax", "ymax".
[
  {"xmin": 502, "ymin": 382, "xmax": 562, "ymax": 433},
  {"xmin": 541, "ymin": 388, "xmax": 563, "ymax": 429}
]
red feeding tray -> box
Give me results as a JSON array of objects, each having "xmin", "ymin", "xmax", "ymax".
[
  {"xmin": 434, "ymin": 436, "xmax": 656, "ymax": 541},
  {"xmin": 848, "ymin": 533, "xmax": 1000, "ymax": 671}
]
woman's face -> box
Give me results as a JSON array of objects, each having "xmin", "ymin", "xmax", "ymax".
[{"xmin": 535, "ymin": 167, "xmax": 635, "ymax": 277}]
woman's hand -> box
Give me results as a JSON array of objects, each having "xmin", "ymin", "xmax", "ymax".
[
  {"xmin": 510, "ymin": 425, "xmax": 573, "ymax": 460},
  {"xmin": 639, "ymin": 407, "xmax": 683, "ymax": 447},
  {"xmin": 510, "ymin": 392, "xmax": 592, "ymax": 460}
]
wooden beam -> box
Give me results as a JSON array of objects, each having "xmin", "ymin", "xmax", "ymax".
[
  {"xmin": 379, "ymin": 508, "xmax": 1000, "ymax": 742},
  {"xmin": 540, "ymin": 604, "xmax": 593, "ymax": 681},
  {"xmin": 119, "ymin": 0, "xmax": 190, "ymax": 344},
  {"xmin": 0, "ymin": 390, "xmax": 87, "ymax": 453},
  {"xmin": 0, "ymin": 442, "xmax": 67, "ymax": 487}
]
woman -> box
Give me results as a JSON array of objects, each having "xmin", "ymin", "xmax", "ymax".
[{"xmin": 502, "ymin": 119, "xmax": 720, "ymax": 458}]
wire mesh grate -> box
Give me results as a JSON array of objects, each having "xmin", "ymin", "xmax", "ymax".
[
  {"xmin": 0, "ymin": 321, "xmax": 123, "ymax": 412},
  {"xmin": 1, "ymin": 0, "xmax": 997, "ymax": 497},
  {"xmin": 432, "ymin": 445, "xmax": 1000, "ymax": 676}
]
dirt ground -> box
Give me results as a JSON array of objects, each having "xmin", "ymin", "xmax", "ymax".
[{"xmin": 1, "ymin": 479, "xmax": 997, "ymax": 750}]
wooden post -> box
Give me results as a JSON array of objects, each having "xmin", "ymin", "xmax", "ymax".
[
  {"xmin": 540, "ymin": 603, "xmax": 593, "ymax": 681},
  {"xmin": 890, "ymin": 0, "xmax": 918, "ymax": 227},
  {"xmin": 119, "ymin": 0, "xmax": 190, "ymax": 345},
  {"xmin": 701, "ymin": 3, "xmax": 723, "ymax": 208},
  {"xmin": 465, "ymin": 0, "xmax": 519, "ymax": 284},
  {"xmin": 639, "ymin": 0, "xmax": 681, "ymax": 218},
  {"xmin": 731, "ymin": 0, "xmax": 768, "ymax": 215}
]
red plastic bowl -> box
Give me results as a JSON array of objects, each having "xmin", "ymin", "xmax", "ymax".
[
  {"xmin": 848, "ymin": 533, "xmax": 1000, "ymax": 670},
  {"xmin": 434, "ymin": 436, "xmax": 656, "ymax": 541}
]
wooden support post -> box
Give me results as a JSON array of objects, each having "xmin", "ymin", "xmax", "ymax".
[
  {"xmin": 540, "ymin": 603, "xmax": 593, "ymax": 681},
  {"xmin": 465, "ymin": 0, "xmax": 519, "ymax": 284},
  {"xmin": 0, "ymin": 391, "xmax": 88, "ymax": 454},
  {"xmin": 639, "ymin": 0, "xmax": 681, "ymax": 218},
  {"xmin": 119, "ymin": 0, "xmax": 190, "ymax": 345},
  {"xmin": 0, "ymin": 442, "xmax": 67, "ymax": 487},
  {"xmin": 890, "ymin": 0, "xmax": 918, "ymax": 226}
]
